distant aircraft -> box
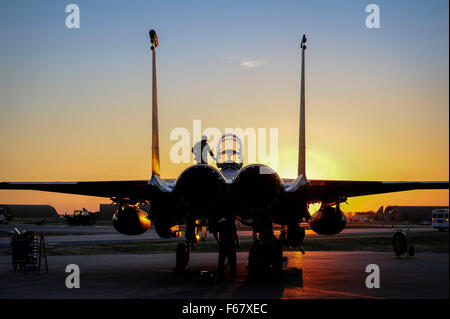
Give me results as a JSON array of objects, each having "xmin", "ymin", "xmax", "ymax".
[{"xmin": 1, "ymin": 31, "xmax": 448, "ymax": 273}]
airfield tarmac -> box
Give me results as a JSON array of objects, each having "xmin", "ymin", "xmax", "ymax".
[
  {"xmin": 0, "ymin": 222, "xmax": 448, "ymax": 299},
  {"xmin": 0, "ymin": 222, "xmax": 435, "ymax": 248},
  {"xmin": 0, "ymin": 251, "xmax": 448, "ymax": 299}
]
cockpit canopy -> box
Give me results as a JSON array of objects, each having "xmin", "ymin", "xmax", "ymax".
[{"xmin": 215, "ymin": 134, "xmax": 244, "ymax": 171}]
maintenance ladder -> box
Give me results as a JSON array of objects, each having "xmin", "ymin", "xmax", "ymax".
[{"xmin": 11, "ymin": 232, "xmax": 48, "ymax": 274}]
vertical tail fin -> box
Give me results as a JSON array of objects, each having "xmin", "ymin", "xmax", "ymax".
[
  {"xmin": 298, "ymin": 34, "xmax": 307, "ymax": 178},
  {"xmin": 150, "ymin": 30, "xmax": 160, "ymax": 177}
]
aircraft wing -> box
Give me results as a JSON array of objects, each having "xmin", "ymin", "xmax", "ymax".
[
  {"xmin": 0, "ymin": 179, "xmax": 175, "ymax": 200},
  {"xmin": 306, "ymin": 180, "xmax": 449, "ymax": 202}
]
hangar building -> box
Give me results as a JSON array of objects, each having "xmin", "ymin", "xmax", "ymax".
[
  {"xmin": 0, "ymin": 204, "xmax": 59, "ymax": 219},
  {"xmin": 384, "ymin": 206, "xmax": 449, "ymax": 223}
]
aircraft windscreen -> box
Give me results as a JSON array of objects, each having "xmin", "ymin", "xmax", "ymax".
[{"xmin": 215, "ymin": 134, "xmax": 244, "ymax": 170}]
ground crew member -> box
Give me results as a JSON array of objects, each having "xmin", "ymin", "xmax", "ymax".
[
  {"xmin": 192, "ymin": 135, "xmax": 215, "ymax": 164},
  {"xmin": 214, "ymin": 217, "xmax": 240, "ymax": 280}
]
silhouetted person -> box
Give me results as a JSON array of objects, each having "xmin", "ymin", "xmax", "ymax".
[
  {"xmin": 214, "ymin": 217, "xmax": 240, "ymax": 280},
  {"xmin": 192, "ymin": 135, "xmax": 215, "ymax": 164}
]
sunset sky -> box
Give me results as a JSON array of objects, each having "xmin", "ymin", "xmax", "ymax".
[{"xmin": 0, "ymin": 0, "xmax": 448, "ymax": 214}]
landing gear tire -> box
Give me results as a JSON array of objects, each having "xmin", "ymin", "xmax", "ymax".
[
  {"xmin": 248, "ymin": 240, "xmax": 266, "ymax": 279},
  {"xmin": 270, "ymin": 241, "xmax": 283, "ymax": 272},
  {"xmin": 175, "ymin": 243, "xmax": 190, "ymax": 273},
  {"xmin": 393, "ymin": 232, "xmax": 407, "ymax": 256},
  {"xmin": 248, "ymin": 239, "xmax": 283, "ymax": 278}
]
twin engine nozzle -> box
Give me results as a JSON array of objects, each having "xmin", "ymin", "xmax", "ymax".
[
  {"xmin": 175, "ymin": 165, "xmax": 225, "ymax": 210},
  {"xmin": 175, "ymin": 164, "xmax": 282, "ymax": 212},
  {"xmin": 232, "ymin": 164, "xmax": 282, "ymax": 211}
]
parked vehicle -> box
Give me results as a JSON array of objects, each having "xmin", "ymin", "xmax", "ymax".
[
  {"xmin": 65, "ymin": 208, "xmax": 99, "ymax": 226},
  {"xmin": 0, "ymin": 206, "xmax": 12, "ymax": 224},
  {"xmin": 432, "ymin": 208, "xmax": 449, "ymax": 231}
]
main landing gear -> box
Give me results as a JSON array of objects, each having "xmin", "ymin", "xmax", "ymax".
[
  {"xmin": 248, "ymin": 236, "xmax": 283, "ymax": 278},
  {"xmin": 247, "ymin": 220, "xmax": 305, "ymax": 279},
  {"xmin": 174, "ymin": 218, "xmax": 199, "ymax": 273}
]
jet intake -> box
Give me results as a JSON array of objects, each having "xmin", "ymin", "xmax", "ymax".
[
  {"xmin": 233, "ymin": 164, "xmax": 281, "ymax": 211},
  {"xmin": 112, "ymin": 206, "xmax": 151, "ymax": 235},
  {"xmin": 309, "ymin": 204, "xmax": 346, "ymax": 235},
  {"xmin": 176, "ymin": 165, "xmax": 225, "ymax": 209}
]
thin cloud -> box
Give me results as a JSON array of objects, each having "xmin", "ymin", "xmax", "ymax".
[{"xmin": 240, "ymin": 59, "xmax": 268, "ymax": 68}]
